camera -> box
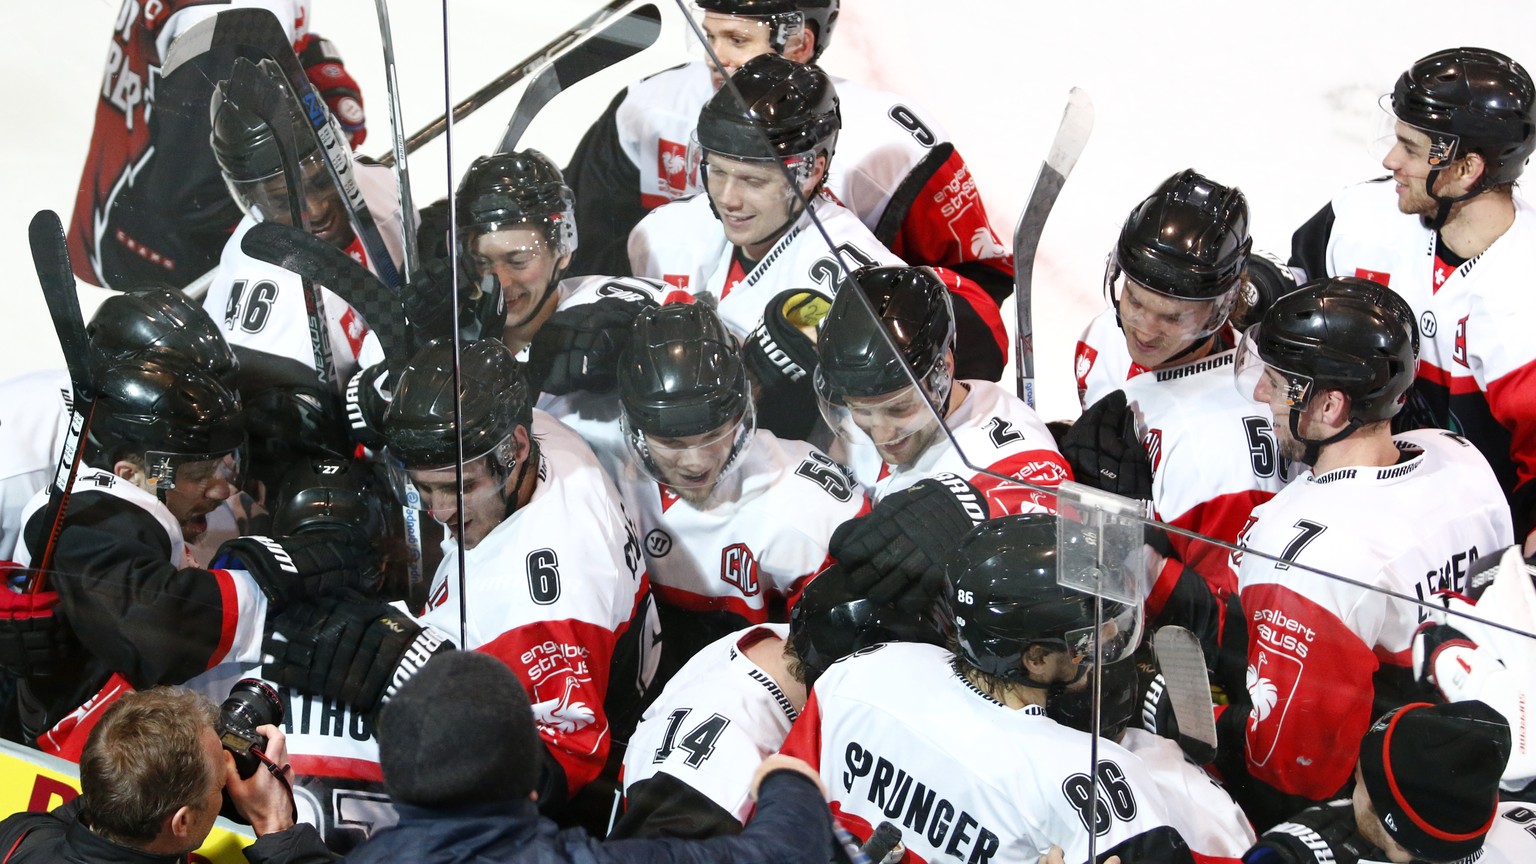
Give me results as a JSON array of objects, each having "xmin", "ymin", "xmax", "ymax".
[{"xmin": 217, "ymin": 678, "xmax": 284, "ymax": 779}]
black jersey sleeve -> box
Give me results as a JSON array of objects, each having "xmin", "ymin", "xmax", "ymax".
[
  {"xmin": 610, "ymin": 771, "xmax": 745, "ymax": 840},
  {"xmin": 564, "ymin": 88, "xmax": 643, "ymax": 279},
  {"xmin": 1288, "ymin": 201, "xmax": 1337, "ymax": 282}
]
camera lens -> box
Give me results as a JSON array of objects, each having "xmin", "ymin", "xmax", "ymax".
[{"xmin": 221, "ymin": 678, "xmax": 284, "ymax": 730}]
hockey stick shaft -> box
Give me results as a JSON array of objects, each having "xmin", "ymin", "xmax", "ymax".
[
  {"xmin": 1013, "ymin": 88, "xmax": 1093, "ymax": 408},
  {"xmin": 379, "ymin": 0, "xmax": 637, "ymax": 166},
  {"xmin": 372, "ymin": 0, "xmax": 418, "ymax": 278},
  {"xmin": 496, "ymin": 4, "xmax": 663, "ymax": 153},
  {"xmin": 27, "ymin": 211, "xmax": 95, "ymax": 592}
]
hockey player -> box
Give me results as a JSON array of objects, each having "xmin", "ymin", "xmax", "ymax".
[
  {"xmin": 1290, "ymin": 47, "xmax": 1536, "ymax": 555},
  {"xmin": 613, "ymin": 301, "xmax": 867, "ymax": 680},
  {"xmin": 1223, "ymin": 276, "xmax": 1513, "ymax": 827},
  {"xmin": 69, "ymin": 0, "xmax": 366, "ymax": 291},
  {"xmin": 615, "ymin": 563, "xmax": 940, "ymax": 839},
  {"xmin": 8, "ymin": 355, "xmax": 378, "ymax": 761},
  {"xmin": 202, "ymin": 56, "xmax": 402, "ymax": 390},
  {"xmin": 563, "ymin": 0, "xmax": 1014, "ymax": 305},
  {"xmin": 780, "ymin": 514, "xmax": 1196, "ymax": 863},
  {"xmin": 627, "ymin": 53, "xmax": 1007, "ymax": 382},
  {"xmin": 814, "ymin": 265, "xmax": 1068, "ymax": 509},
  {"xmin": 366, "ymin": 339, "xmax": 650, "ymax": 806}
]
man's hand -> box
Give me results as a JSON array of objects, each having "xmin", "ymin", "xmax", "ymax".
[
  {"xmin": 297, "ymin": 35, "xmax": 366, "ymax": 147},
  {"xmin": 526, "ymin": 296, "xmax": 656, "ymax": 395},
  {"xmin": 1057, "ymin": 390, "xmax": 1153, "ymax": 501},
  {"xmin": 0, "ymin": 586, "xmax": 77, "ymax": 677},
  {"xmin": 213, "ymin": 530, "xmax": 379, "ymax": 610},
  {"xmin": 1244, "ymin": 800, "xmax": 1385, "ymax": 864},
  {"xmin": 742, "ymin": 289, "xmax": 831, "ymax": 440},
  {"xmin": 224, "ymin": 723, "xmax": 295, "ymax": 837},
  {"xmin": 750, "ymin": 753, "xmax": 825, "ymax": 800}
]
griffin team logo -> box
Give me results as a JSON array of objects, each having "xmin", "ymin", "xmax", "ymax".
[{"xmin": 658, "ymin": 138, "xmax": 691, "ymax": 196}]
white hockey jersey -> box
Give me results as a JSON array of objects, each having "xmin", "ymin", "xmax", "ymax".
[
  {"xmin": 0, "ymin": 369, "xmax": 72, "ymax": 561},
  {"xmin": 1074, "ymin": 307, "xmax": 1139, "ymax": 412},
  {"xmin": 1118, "ymin": 349, "xmax": 1296, "ymax": 597},
  {"xmin": 1119, "ymin": 728, "xmax": 1254, "ymax": 860},
  {"xmin": 614, "ymin": 431, "xmax": 866, "ymax": 624},
  {"xmin": 834, "ymin": 379, "xmax": 1071, "ymax": 516},
  {"xmin": 780, "ymin": 641, "xmax": 1193, "ymax": 864},
  {"xmin": 1232, "ymin": 429, "xmax": 1513, "ymax": 801},
  {"xmin": 623, "ymin": 623, "xmax": 798, "ymax": 825},
  {"xmin": 418, "ymin": 410, "xmax": 648, "ymax": 794},
  {"xmin": 629, "ymin": 191, "xmax": 900, "ymax": 339},
  {"xmin": 202, "ymin": 158, "xmax": 402, "ymax": 388}
]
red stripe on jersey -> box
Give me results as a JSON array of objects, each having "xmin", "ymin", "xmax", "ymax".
[
  {"xmin": 652, "ymin": 582, "xmax": 771, "ymax": 622},
  {"xmin": 290, "ymin": 754, "xmax": 385, "ymax": 782},
  {"xmin": 39, "ymin": 674, "xmax": 133, "ymax": 762},
  {"xmin": 641, "ymin": 193, "xmax": 671, "ymax": 210},
  {"xmin": 1486, "ymin": 357, "xmax": 1536, "ymax": 489},
  {"xmin": 208, "ymin": 569, "xmax": 241, "ymax": 670},
  {"xmin": 931, "ymin": 267, "xmax": 1008, "ymax": 365},
  {"xmin": 659, "ymin": 484, "xmax": 682, "ymax": 513},
  {"xmin": 1166, "ymin": 489, "xmax": 1277, "ymax": 597},
  {"xmin": 1416, "ymin": 361, "xmax": 1483, "ymax": 395},
  {"xmin": 970, "ymin": 448, "xmax": 1073, "ymax": 516},
  {"xmin": 778, "ymin": 688, "xmax": 822, "ymax": 770}
]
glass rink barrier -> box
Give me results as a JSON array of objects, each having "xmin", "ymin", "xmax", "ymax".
[{"xmin": 10, "ymin": 1, "xmax": 1536, "ymax": 863}]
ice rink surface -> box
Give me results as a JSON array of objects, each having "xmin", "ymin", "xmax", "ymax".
[{"xmin": 4, "ymin": 0, "xmax": 1533, "ymax": 419}]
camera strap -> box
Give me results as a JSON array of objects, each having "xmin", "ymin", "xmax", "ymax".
[{"xmin": 2, "ymin": 827, "xmax": 36, "ymax": 863}]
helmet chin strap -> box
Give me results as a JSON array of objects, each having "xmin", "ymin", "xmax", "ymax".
[
  {"xmin": 1421, "ymin": 168, "xmax": 1486, "ymax": 231},
  {"xmin": 497, "ymin": 437, "xmax": 539, "ymax": 522},
  {"xmin": 1289, "ymin": 409, "xmax": 1361, "ymax": 467},
  {"xmin": 1015, "ymin": 660, "xmax": 1088, "ymax": 692},
  {"xmin": 503, "ymin": 266, "xmax": 567, "ymax": 333}
]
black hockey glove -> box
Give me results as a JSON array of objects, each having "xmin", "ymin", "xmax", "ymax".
[
  {"xmin": 1235, "ymin": 249, "xmax": 1300, "ymax": 329},
  {"xmin": 264, "ymin": 595, "xmax": 455, "ymax": 715},
  {"xmin": 343, "ymin": 362, "xmax": 401, "ymax": 451},
  {"xmin": 213, "ymin": 530, "xmax": 379, "ymax": 610},
  {"xmin": 1058, "ymin": 389, "xmax": 1153, "ymax": 501},
  {"xmin": 742, "ymin": 289, "xmax": 832, "ymax": 440},
  {"xmin": 1243, "ymin": 800, "xmax": 1386, "ymax": 864},
  {"xmin": 830, "ymin": 474, "xmax": 988, "ymax": 614},
  {"xmin": 526, "ymin": 295, "xmax": 657, "ymax": 396},
  {"xmin": 404, "ymin": 252, "xmax": 506, "ymax": 345},
  {"xmin": 0, "ymin": 585, "xmax": 78, "ymax": 678}
]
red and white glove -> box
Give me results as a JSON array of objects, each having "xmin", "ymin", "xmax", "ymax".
[{"xmin": 297, "ymin": 34, "xmax": 366, "ymax": 147}]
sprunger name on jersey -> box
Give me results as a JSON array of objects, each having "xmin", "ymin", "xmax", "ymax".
[{"xmin": 842, "ymin": 741, "xmax": 1002, "ymax": 864}]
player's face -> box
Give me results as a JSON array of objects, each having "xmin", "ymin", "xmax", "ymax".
[
  {"xmin": 183, "ymin": 727, "xmax": 231, "ymax": 853},
  {"xmin": 844, "ymin": 385, "xmax": 944, "ymax": 468},
  {"xmin": 248, "ymin": 154, "xmax": 352, "ymax": 249},
  {"xmin": 1115, "ymin": 278, "xmax": 1217, "ymax": 368},
  {"xmin": 469, "ymin": 227, "xmax": 567, "ymax": 348},
  {"xmin": 1381, "ymin": 121, "xmax": 1446, "ymax": 218},
  {"xmin": 1252, "ymin": 366, "xmax": 1310, "ymax": 463},
  {"xmin": 408, "ymin": 456, "xmax": 514, "ymax": 550},
  {"xmin": 162, "ymin": 454, "xmax": 238, "ymax": 545},
  {"xmin": 704, "ymin": 153, "xmax": 812, "ymax": 259},
  {"xmin": 645, "ymin": 417, "xmax": 742, "ymax": 504},
  {"xmin": 1352, "ymin": 770, "xmax": 1417, "ymax": 863},
  {"xmin": 701, "ymin": 12, "xmax": 777, "ymax": 90}
]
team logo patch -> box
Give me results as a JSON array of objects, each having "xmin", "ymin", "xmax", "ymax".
[
  {"xmin": 720, "ymin": 543, "xmax": 760, "ymax": 596},
  {"xmin": 645, "ymin": 529, "xmax": 672, "ymax": 557},
  {"xmin": 1074, "ymin": 342, "xmax": 1097, "ymax": 395},
  {"xmin": 658, "ymin": 138, "xmax": 691, "ymax": 196},
  {"xmin": 1419, "ymin": 311, "xmax": 1437, "ymax": 338},
  {"xmin": 1353, "ymin": 267, "xmax": 1391, "ymax": 287}
]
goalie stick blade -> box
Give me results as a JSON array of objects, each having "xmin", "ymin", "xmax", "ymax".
[
  {"xmin": 1151, "ymin": 625, "xmax": 1219, "ymax": 760},
  {"xmin": 164, "ymin": 8, "xmax": 403, "ymax": 291},
  {"xmin": 28, "ymin": 211, "xmax": 90, "ymax": 390},
  {"xmin": 498, "ymin": 3, "xmax": 663, "ymax": 153},
  {"xmin": 1012, "ymin": 87, "xmax": 1093, "ymax": 408},
  {"xmin": 241, "ymin": 221, "xmax": 409, "ymax": 360}
]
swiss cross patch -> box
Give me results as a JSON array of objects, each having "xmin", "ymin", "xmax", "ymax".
[
  {"xmin": 662, "ymin": 274, "xmax": 690, "ymax": 291},
  {"xmin": 658, "ymin": 138, "xmax": 692, "ymax": 196},
  {"xmin": 1432, "ymin": 255, "xmax": 1457, "ymax": 294},
  {"xmin": 1353, "ymin": 267, "xmax": 1391, "ymax": 287}
]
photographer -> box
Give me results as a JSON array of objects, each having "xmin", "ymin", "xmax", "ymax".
[{"xmin": 0, "ymin": 685, "xmax": 334, "ymax": 863}]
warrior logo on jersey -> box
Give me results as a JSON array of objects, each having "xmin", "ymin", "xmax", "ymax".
[
  {"xmin": 658, "ymin": 138, "xmax": 692, "ymax": 197},
  {"xmin": 645, "ymin": 528, "xmax": 672, "ymax": 557},
  {"xmin": 1419, "ymin": 311, "xmax": 1437, "ymax": 338},
  {"xmin": 720, "ymin": 543, "xmax": 760, "ymax": 597}
]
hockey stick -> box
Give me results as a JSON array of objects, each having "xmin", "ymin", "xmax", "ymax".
[
  {"xmin": 241, "ymin": 221, "xmax": 409, "ymax": 360},
  {"xmin": 26, "ymin": 211, "xmax": 96, "ymax": 594},
  {"xmin": 1151, "ymin": 625, "xmax": 1218, "ymax": 764},
  {"xmin": 1013, "ymin": 88, "xmax": 1093, "ymax": 408},
  {"xmin": 372, "ymin": 0, "xmax": 419, "ymax": 280},
  {"xmin": 163, "ymin": 8, "xmax": 403, "ymax": 292},
  {"xmin": 379, "ymin": 0, "xmax": 643, "ymax": 165},
  {"xmin": 496, "ymin": 4, "xmax": 663, "ymax": 153}
]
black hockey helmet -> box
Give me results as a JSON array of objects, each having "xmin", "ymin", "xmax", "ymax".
[
  {"xmin": 87, "ymin": 355, "xmax": 245, "ymax": 492},
  {"xmin": 210, "ymin": 57, "xmax": 320, "ymax": 182},
  {"xmin": 694, "ymin": 0, "xmax": 840, "ymax": 61},
  {"xmin": 1391, "ymin": 47, "xmax": 1536, "ymax": 189},
  {"xmin": 814, "ymin": 265, "xmax": 955, "ymax": 406},
  {"xmin": 383, "ymin": 338, "xmax": 531, "ymax": 472},
  {"xmin": 272, "ymin": 456, "xmax": 390, "ymax": 544},
  {"xmin": 455, "ymin": 149, "xmax": 578, "ymax": 258},
  {"xmin": 1109, "ymin": 169, "xmax": 1251, "ymax": 320},
  {"xmin": 787, "ymin": 562, "xmax": 945, "ymax": 688},
  {"xmin": 619, "ymin": 301, "xmax": 756, "ymax": 489},
  {"xmin": 86, "ymin": 286, "xmax": 238, "ymax": 385},
  {"xmin": 696, "ymin": 53, "xmax": 839, "ymax": 165},
  {"xmin": 940, "ymin": 514, "xmax": 1140, "ymax": 688}
]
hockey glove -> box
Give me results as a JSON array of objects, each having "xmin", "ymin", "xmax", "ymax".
[
  {"xmin": 1235, "ymin": 249, "xmax": 1300, "ymax": 329},
  {"xmin": 264, "ymin": 595, "xmax": 455, "ymax": 714},
  {"xmin": 404, "ymin": 249, "xmax": 506, "ymax": 345},
  {"xmin": 830, "ymin": 474, "xmax": 987, "ymax": 614},
  {"xmin": 526, "ymin": 296, "xmax": 657, "ymax": 396},
  {"xmin": 344, "ymin": 362, "xmax": 402, "ymax": 451},
  {"xmin": 0, "ymin": 584, "xmax": 78, "ymax": 678},
  {"xmin": 1058, "ymin": 389, "xmax": 1153, "ymax": 501},
  {"xmin": 742, "ymin": 289, "xmax": 832, "ymax": 440},
  {"xmin": 297, "ymin": 34, "xmax": 366, "ymax": 147},
  {"xmin": 1412, "ymin": 621, "xmax": 1481, "ymax": 700},
  {"xmin": 1243, "ymin": 800, "xmax": 1386, "ymax": 864},
  {"xmin": 213, "ymin": 530, "xmax": 378, "ymax": 610}
]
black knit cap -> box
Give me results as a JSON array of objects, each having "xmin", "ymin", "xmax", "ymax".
[
  {"xmin": 378, "ymin": 651, "xmax": 542, "ymax": 808},
  {"xmin": 1358, "ymin": 700, "xmax": 1511, "ymax": 863}
]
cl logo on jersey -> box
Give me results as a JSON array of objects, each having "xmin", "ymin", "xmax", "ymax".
[
  {"xmin": 720, "ymin": 543, "xmax": 760, "ymax": 597},
  {"xmin": 1453, "ymin": 315, "xmax": 1468, "ymax": 367}
]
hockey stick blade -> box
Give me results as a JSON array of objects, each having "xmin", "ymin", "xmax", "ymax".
[
  {"xmin": 241, "ymin": 221, "xmax": 409, "ymax": 360},
  {"xmin": 1013, "ymin": 87, "xmax": 1093, "ymax": 408},
  {"xmin": 27, "ymin": 210, "xmax": 96, "ymax": 588},
  {"xmin": 498, "ymin": 3, "xmax": 663, "ymax": 153},
  {"xmin": 164, "ymin": 8, "xmax": 403, "ymax": 291},
  {"xmin": 1151, "ymin": 625, "xmax": 1218, "ymax": 763}
]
